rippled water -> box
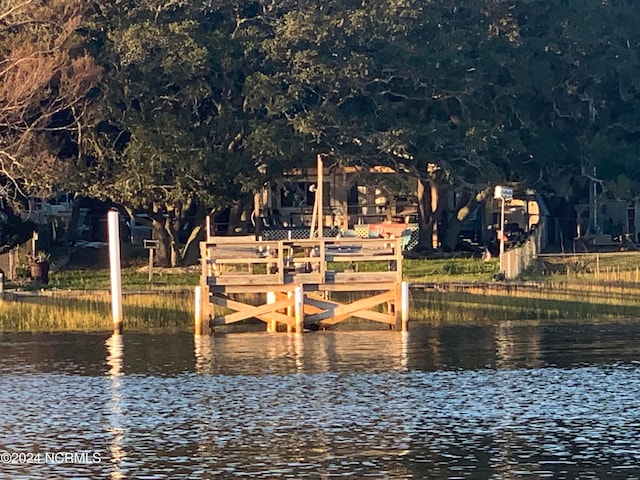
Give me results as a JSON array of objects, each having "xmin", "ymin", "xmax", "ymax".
[{"xmin": 1, "ymin": 321, "xmax": 640, "ymax": 479}]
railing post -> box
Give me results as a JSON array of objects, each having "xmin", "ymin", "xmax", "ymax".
[
  {"xmin": 319, "ymin": 238, "xmax": 326, "ymax": 281},
  {"xmin": 278, "ymin": 240, "xmax": 285, "ymax": 284}
]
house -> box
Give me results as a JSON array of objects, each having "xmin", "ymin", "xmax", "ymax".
[{"xmin": 254, "ymin": 162, "xmax": 418, "ymax": 241}]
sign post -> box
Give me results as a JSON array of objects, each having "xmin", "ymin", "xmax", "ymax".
[
  {"xmin": 494, "ymin": 186, "xmax": 513, "ymax": 276},
  {"xmin": 144, "ymin": 239, "xmax": 160, "ymax": 283}
]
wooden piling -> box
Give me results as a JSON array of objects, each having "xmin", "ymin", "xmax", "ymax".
[
  {"xmin": 294, "ymin": 285, "xmax": 304, "ymax": 333},
  {"xmin": 266, "ymin": 291, "xmax": 277, "ymax": 332},
  {"xmin": 401, "ymin": 281, "xmax": 409, "ymax": 331},
  {"xmin": 108, "ymin": 210, "xmax": 123, "ymax": 334},
  {"xmin": 194, "ymin": 286, "xmax": 203, "ymax": 335}
]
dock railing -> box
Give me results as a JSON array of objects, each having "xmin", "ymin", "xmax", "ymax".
[{"xmin": 200, "ymin": 236, "xmax": 403, "ymax": 287}]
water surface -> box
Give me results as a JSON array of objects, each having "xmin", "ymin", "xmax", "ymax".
[{"xmin": 1, "ymin": 321, "xmax": 640, "ymax": 479}]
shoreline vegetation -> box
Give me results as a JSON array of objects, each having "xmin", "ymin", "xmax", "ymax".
[{"xmin": 3, "ymin": 250, "xmax": 640, "ymax": 332}]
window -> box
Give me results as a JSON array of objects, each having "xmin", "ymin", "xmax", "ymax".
[{"xmin": 280, "ymin": 182, "xmax": 330, "ymax": 207}]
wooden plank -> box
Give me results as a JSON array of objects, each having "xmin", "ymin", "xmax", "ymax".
[
  {"xmin": 325, "ymin": 254, "xmax": 396, "ymax": 262},
  {"xmin": 305, "ymin": 291, "xmax": 394, "ymax": 323},
  {"xmin": 320, "ymin": 282, "xmax": 397, "ymax": 292},
  {"xmin": 286, "ymin": 273, "xmax": 323, "ymax": 284},
  {"xmin": 209, "ymin": 257, "xmax": 274, "ymax": 264},
  {"xmin": 208, "ymin": 275, "xmax": 281, "ymax": 286},
  {"xmin": 209, "ymin": 284, "xmax": 298, "ymax": 294},
  {"xmin": 211, "ymin": 296, "xmax": 294, "ymax": 325},
  {"xmin": 303, "ymin": 303, "xmax": 324, "ymax": 315},
  {"xmin": 213, "ymin": 295, "xmax": 291, "ymax": 316},
  {"xmin": 319, "ymin": 309, "xmax": 395, "ymax": 326},
  {"xmin": 305, "ymin": 296, "xmax": 340, "ymax": 311},
  {"xmin": 332, "ymin": 272, "xmax": 397, "ymax": 283}
]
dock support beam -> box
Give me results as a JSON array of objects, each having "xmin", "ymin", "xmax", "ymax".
[
  {"xmin": 294, "ymin": 285, "xmax": 304, "ymax": 333},
  {"xmin": 266, "ymin": 291, "xmax": 277, "ymax": 332}
]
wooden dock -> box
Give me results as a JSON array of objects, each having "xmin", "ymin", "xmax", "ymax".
[{"xmin": 197, "ymin": 236, "xmax": 408, "ymax": 334}]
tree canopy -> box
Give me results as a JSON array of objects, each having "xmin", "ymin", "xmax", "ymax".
[
  {"xmin": 4, "ymin": 0, "xmax": 640, "ymax": 259},
  {"xmin": 0, "ymin": 0, "xmax": 101, "ymax": 206}
]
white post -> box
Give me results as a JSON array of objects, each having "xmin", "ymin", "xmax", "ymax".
[
  {"xmin": 309, "ymin": 190, "xmax": 318, "ymax": 240},
  {"xmin": 108, "ymin": 210, "xmax": 123, "ymax": 334},
  {"xmin": 317, "ymin": 154, "xmax": 324, "ymax": 239},
  {"xmin": 401, "ymin": 281, "xmax": 409, "ymax": 331},
  {"xmin": 31, "ymin": 230, "xmax": 38, "ymax": 257},
  {"xmin": 148, "ymin": 247, "xmax": 154, "ymax": 283},
  {"xmin": 499, "ymin": 196, "xmax": 506, "ymax": 274},
  {"xmin": 294, "ymin": 285, "xmax": 304, "ymax": 333}
]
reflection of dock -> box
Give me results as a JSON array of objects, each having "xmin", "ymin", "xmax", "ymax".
[{"xmin": 197, "ymin": 237, "xmax": 408, "ymax": 333}]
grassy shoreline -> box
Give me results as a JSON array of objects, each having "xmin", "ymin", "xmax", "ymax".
[{"xmin": 3, "ymin": 252, "xmax": 640, "ymax": 332}]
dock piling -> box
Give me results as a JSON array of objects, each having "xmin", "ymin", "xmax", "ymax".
[
  {"xmin": 108, "ymin": 210, "xmax": 123, "ymax": 334},
  {"xmin": 294, "ymin": 285, "xmax": 304, "ymax": 333}
]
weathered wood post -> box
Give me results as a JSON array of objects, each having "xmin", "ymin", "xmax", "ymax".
[
  {"xmin": 199, "ymin": 240, "xmax": 213, "ymax": 334},
  {"xmin": 108, "ymin": 210, "xmax": 123, "ymax": 334},
  {"xmin": 144, "ymin": 239, "xmax": 159, "ymax": 283},
  {"xmin": 287, "ymin": 291, "xmax": 293, "ymax": 333},
  {"xmin": 294, "ymin": 285, "xmax": 304, "ymax": 333},
  {"xmin": 266, "ymin": 291, "xmax": 277, "ymax": 332}
]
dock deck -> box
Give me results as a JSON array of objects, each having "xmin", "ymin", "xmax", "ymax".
[{"xmin": 198, "ymin": 236, "xmax": 406, "ymax": 333}]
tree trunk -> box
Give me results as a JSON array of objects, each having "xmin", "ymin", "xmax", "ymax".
[
  {"xmin": 62, "ymin": 195, "xmax": 82, "ymax": 245},
  {"xmin": 415, "ymin": 165, "xmax": 449, "ymax": 252},
  {"xmin": 181, "ymin": 205, "xmax": 207, "ymax": 266},
  {"xmin": 151, "ymin": 217, "xmax": 172, "ymax": 267},
  {"xmin": 441, "ymin": 186, "xmax": 494, "ymax": 252},
  {"xmin": 226, "ymin": 201, "xmax": 245, "ymax": 235},
  {"xmin": 416, "ymin": 179, "xmax": 436, "ymax": 251}
]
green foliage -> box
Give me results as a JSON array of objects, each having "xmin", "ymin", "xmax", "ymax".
[
  {"xmin": 404, "ymin": 258, "xmax": 499, "ymax": 282},
  {"xmin": 30, "ymin": 0, "xmax": 640, "ymax": 260},
  {"xmin": 0, "ymin": 210, "xmax": 35, "ymax": 252}
]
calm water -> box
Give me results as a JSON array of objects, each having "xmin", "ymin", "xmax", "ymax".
[{"xmin": 1, "ymin": 321, "xmax": 640, "ymax": 479}]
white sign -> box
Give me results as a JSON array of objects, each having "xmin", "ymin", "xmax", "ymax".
[
  {"xmin": 494, "ymin": 186, "xmax": 513, "ymax": 200},
  {"xmin": 143, "ymin": 239, "xmax": 159, "ymax": 249}
]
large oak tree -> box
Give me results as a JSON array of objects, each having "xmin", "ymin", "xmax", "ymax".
[{"xmin": 0, "ymin": 0, "xmax": 101, "ymax": 206}]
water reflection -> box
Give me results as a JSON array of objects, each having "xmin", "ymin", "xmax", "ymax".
[
  {"xmin": 105, "ymin": 334, "xmax": 126, "ymax": 480},
  {"xmin": 495, "ymin": 320, "xmax": 544, "ymax": 369},
  {"xmin": 193, "ymin": 334, "xmax": 214, "ymax": 375},
  {"xmin": 0, "ymin": 322, "xmax": 640, "ymax": 478}
]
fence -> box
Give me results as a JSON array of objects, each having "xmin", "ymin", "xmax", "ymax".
[
  {"xmin": 502, "ymin": 223, "xmax": 546, "ymax": 280},
  {"xmin": 0, "ymin": 236, "xmax": 36, "ymax": 280}
]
